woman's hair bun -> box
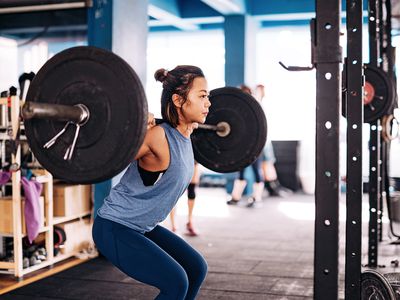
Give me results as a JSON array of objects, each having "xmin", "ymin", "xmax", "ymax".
[{"xmin": 154, "ymin": 68, "xmax": 168, "ymax": 82}]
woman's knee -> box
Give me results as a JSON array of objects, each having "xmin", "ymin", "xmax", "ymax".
[
  {"xmin": 92, "ymin": 218, "xmax": 111, "ymax": 259},
  {"xmin": 191, "ymin": 255, "xmax": 208, "ymax": 283},
  {"xmin": 177, "ymin": 273, "xmax": 190, "ymax": 294},
  {"xmin": 159, "ymin": 268, "xmax": 189, "ymax": 299},
  {"xmin": 199, "ymin": 258, "xmax": 208, "ymax": 280},
  {"xmin": 183, "ymin": 257, "xmax": 207, "ymax": 300}
]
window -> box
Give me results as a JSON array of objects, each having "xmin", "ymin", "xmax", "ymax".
[{"xmin": 146, "ymin": 30, "xmax": 225, "ymax": 117}]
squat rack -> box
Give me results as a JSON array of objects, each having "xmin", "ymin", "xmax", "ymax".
[
  {"xmin": 344, "ymin": 0, "xmax": 363, "ymax": 299},
  {"xmin": 313, "ymin": 0, "xmax": 398, "ymax": 299}
]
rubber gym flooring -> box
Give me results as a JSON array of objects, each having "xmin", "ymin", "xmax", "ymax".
[{"xmin": 2, "ymin": 187, "xmax": 400, "ymax": 299}]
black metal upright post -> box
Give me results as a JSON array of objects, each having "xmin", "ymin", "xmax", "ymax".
[
  {"xmin": 377, "ymin": 0, "xmax": 385, "ymax": 244},
  {"xmin": 379, "ymin": 137, "xmax": 384, "ymax": 243},
  {"xmin": 367, "ymin": 0, "xmax": 381, "ymax": 268},
  {"xmin": 368, "ymin": 122, "xmax": 381, "ymax": 267},
  {"xmin": 382, "ymin": 0, "xmax": 397, "ymax": 241},
  {"xmin": 344, "ymin": 0, "xmax": 363, "ymax": 298},
  {"xmin": 313, "ymin": 0, "xmax": 342, "ymax": 299},
  {"xmin": 379, "ymin": 0, "xmax": 395, "ymax": 244},
  {"xmin": 369, "ymin": 0, "xmax": 380, "ymax": 64},
  {"xmin": 384, "ymin": 0, "xmax": 395, "ymax": 80}
]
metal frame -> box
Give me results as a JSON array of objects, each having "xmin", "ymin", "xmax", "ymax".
[
  {"xmin": 368, "ymin": 120, "xmax": 380, "ymax": 267},
  {"xmin": 383, "ymin": 0, "xmax": 399, "ymax": 241},
  {"xmin": 344, "ymin": 0, "xmax": 363, "ymax": 298},
  {"xmin": 378, "ymin": 0, "xmax": 385, "ymax": 244},
  {"xmin": 313, "ymin": 1, "xmax": 342, "ymax": 299},
  {"xmin": 365, "ymin": 0, "xmax": 395, "ymax": 268},
  {"xmin": 367, "ymin": 0, "xmax": 381, "ymax": 268},
  {"xmin": 384, "ymin": 0, "xmax": 396, "ymax": 83}
]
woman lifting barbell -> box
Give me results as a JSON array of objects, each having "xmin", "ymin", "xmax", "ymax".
[{"xmin": 92, "ymin": 65, "xmax": 210, "ymax": 299}]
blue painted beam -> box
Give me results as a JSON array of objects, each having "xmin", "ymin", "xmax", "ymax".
[
  {"xmin": 178, "ymin": 0, "xmax": 221, "ymax": 17},
  {"xmin": 175, "ymin": 0, "xmax": 369, "ymax": 18},
  {"xmin": 149, "ymin": 0, "xmax": 180, "ymax": 16},
  {"xmin": 149, "ymin": 22, "xmax": 223, "ymax": 32},
  {"xmin": 249, "ymin": 0, "xmax": 315, "ymax": 15},
  {"xmin": 87, "ymin": 0, "xmax": 112, "ymax": 50},
  {"xmin": 149, "ymin": 16, "xmax": 370, "ymax": 32},
  {"xmin": 260, "ymin": 16, "xmax": 370, "ymax": 28},
  {"xmin": 149, "ymin": 0, "xmax": 200, "ymax": 30},
  {"xmin": 261, "ymin": 19, "xmax": 311, "ymax": 27},
  {"xmin": 224, "ymin": 15, "xmax": 245, "ymax": 86},
  {"xmin": 248, "ymin": 0, "xmax": 368, "ymax": 16}
]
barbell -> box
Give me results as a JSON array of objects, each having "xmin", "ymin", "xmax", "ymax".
[{"xmin": 21, "ymin": 46, "xmax": 267, "ymax": 184}]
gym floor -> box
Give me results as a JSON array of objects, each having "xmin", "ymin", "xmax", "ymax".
[{"xmin": 1, "ymin": 187, "xmax": 399, "ymax": 299}]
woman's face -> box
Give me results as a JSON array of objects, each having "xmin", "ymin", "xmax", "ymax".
[{"xmin": 181, "ymin": 77, "xmax": 211, "ymax": 124}]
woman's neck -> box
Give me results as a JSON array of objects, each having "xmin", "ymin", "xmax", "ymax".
[{"xmin": 176, "ymin": 123, "xmax": 192, "ymax": 138}]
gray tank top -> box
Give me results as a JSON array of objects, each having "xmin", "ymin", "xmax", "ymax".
[{"xmin": 97, "ymin": 122, "xmax": 194, "ymax": 233}]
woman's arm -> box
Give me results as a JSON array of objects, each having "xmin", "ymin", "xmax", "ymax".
[
  {"xmin": 134, "ymin": 114, "xmax": 170, "ymax": 171},
  {"xmin": 134, "ymin": 113, "xmax": 155, "ymax": 160}
]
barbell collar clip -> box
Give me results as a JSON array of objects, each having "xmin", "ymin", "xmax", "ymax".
[
  {"xmin": 43, "ymin": 121, "xmax": 72, "ymax": 149},
  {"xmin": 64, "ymin": 123, "xmax": 81, "ymax": 161}
]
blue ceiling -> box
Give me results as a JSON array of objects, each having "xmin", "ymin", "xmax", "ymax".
[
  {"xmin": 147, "ymin": 0, "xmax": 372, "ymax": 32},
  {"xmin": 148, "ymin": 0, "xmax": 318, "ymax": 31},
  {"xmin": 0, "ymin": 0, "xmax": 375, "ymax": 39}
]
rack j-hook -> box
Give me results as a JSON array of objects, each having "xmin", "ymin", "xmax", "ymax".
[
  {"xmin": 278, "ymin": 61, "xmax": 315, "ymax": 71},
  {"xmin": 279, "ymin": 18, "xmax": 316, "ymax": 72}
]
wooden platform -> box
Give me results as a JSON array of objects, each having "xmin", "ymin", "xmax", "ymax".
[
  {"xmin": 2, "ymin": 187, "xmax": 400, "ymax": 299},
  {"xmin": 0, "ymin": 256, "xmax": 93, "ymax": 295}
]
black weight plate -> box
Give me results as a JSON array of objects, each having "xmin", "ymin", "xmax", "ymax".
[
  {"xmin": 191, "ymin": 87, "xmax": 267, "ymax": 173},
  {"xmin": 361, "ymin": 270, "xmax": 396, "ymax": 300},
  {"xmin": 24, "ymin": 46, "xmax": 147, "ymax": 184},
  {"xmin": 364, "ymin": 65, "xmax": 395, "ymax": 123}
]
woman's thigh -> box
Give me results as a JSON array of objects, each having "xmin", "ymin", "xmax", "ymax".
[
  {"xmin": 145, "ymin": 226, "xmax": 208, "ymax": 280},
  {"xmin": 93, "ymin": 217, "xmax": 188, "ymax": 293}
]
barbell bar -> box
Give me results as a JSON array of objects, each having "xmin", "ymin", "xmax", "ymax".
[{"xmin": 22, "ymin": 101, "xmax": 231, "ymax": 137}]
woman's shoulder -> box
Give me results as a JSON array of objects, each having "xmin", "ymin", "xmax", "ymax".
[
  {"xmin": 144, "ymin": 125, "xmax": 169, "ymax": 160},
  {"xmin": 147, "ymin": 125, "xmax": 167, "ymax": 141}
]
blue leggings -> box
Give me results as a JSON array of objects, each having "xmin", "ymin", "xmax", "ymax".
[{"xmin": 92, "ymin": 216, "xmax": 208, "ymax": 300}]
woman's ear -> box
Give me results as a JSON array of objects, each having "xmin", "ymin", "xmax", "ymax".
[{"xmin": 172, "ymin": 94, "xmax": 183, "ymax": 108}]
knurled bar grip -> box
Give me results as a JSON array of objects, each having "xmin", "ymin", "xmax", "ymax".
[
  {"xmin": 155, "ymin": 118, "xmax": 218, "ymax": 131},
  {"xmin": 22, "ymin": 102, "xmax": 88, "ymax": 124}
]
